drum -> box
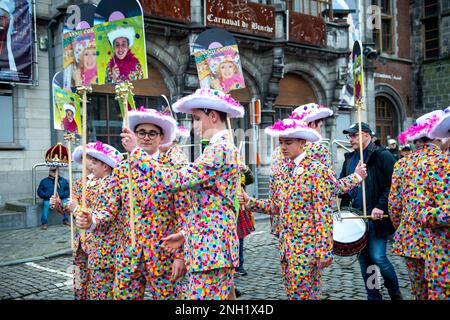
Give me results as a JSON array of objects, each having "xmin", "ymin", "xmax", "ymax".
[{"xmin": 333, "ymin": 207, "xmax": 368, "ymax": 256}]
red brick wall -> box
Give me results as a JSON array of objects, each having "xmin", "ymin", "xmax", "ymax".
[
  {"xmin": 374, "ymin": 60, "xmax": 413, "ymax": 117},
  {"xmin": 396, "ymin": 1, "xmax": 411, "ymax": 59}
]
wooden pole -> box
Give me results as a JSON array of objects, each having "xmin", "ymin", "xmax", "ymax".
[
  {"xmin": 66, "ymin": 135, "xmax": 75, "ymax": 251},
  {"xmin": 356, "ymin": 100, "xmax": 367, "ymax": 216},
  {"xmin": 339, "ymin": 215, "xmax": 389, "ymax": 220},
  {"xmin": 226, "ymin": 117, "xmax": 239, "ymax": 301},
  {"xmin": 123, "ymin": 92, "xmax": 136, "ymax": 247},
  {"xmin": 80, "ymin": 88, "xmax": 88, "ymax": 237},
  {"xmin": 52, "ymin": 167, "xmax": 59, "ymax": 203}
]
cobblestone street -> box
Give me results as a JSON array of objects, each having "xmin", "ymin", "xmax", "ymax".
[{"xmin": 0, "ymin": 217, "xmax": 412, "ymax": 300}]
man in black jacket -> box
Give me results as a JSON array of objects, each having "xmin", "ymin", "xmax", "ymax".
[{"xmin": 339, "ymin": 122, "xmax": 402, "ymax": 300}]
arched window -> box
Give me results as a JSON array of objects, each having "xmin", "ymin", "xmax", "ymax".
[
  {"xmin": 274, "ymin": 73, "xmax": 318, "ymax": 120},
  {"xmin": 375, "ymin": 96, "xmax": 398, "ymax": 145}
]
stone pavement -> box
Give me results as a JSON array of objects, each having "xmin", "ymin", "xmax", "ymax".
[
  {"xmin": 0, "ymin": 217, "xmax": 413, "ymax": 300},
  {"xmin": 0, "ymin": 224, "xmax": 72, "ymax": 266}
]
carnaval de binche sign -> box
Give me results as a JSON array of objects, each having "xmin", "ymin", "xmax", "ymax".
[{"xmin": 205, "ymin": 0, "xmax": 275, "ymax": 39}]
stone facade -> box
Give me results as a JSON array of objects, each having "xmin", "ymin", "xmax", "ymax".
[{"xmin": 411, "ymin": 0, "xmax": 450, "ymax": 116}]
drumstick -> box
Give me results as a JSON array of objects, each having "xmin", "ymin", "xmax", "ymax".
[{"xmin": 339, "ymin": 215, "xmax": 389, "ymax": 220}]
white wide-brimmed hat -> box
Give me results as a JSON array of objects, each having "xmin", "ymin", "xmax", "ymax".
[
  {"xmin": 172, "ymin": 88, "xmax": 244, "ymax": 118},
  {"xmin": 160, "ymin": 125, "xmax": 191, "ymax": 148},
  {"xmin": 127, "ymin": 107, "xmax": 177, "ymax": 145},
  {"xmin": 429, "ymin": 106, "xmax": 450, "ymax": 139},
  {"xmin": 64, "ymin": 104, "xmax": 76, "ymax": 115},
  {"xmin": 107, "ymin": 27, "xmax": 135, "ymax": 48},
  {"xmin": 398, "ymin": 110, "xmax": 444, "ymax": 144},
  {"xmin": 265, "ymin": 118, "xmax": 322, "ymax": 142},
  {"xmin": 72, "ymin": 141, "xmax": 123, "ymax": 169},
  {"xmin": 293, "ymin": 103, "xmax": 333, "ymax": 123}
]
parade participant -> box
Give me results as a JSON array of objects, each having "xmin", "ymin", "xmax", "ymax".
[
  {"xmin": 50, "ymin": 158, "xmax": 98, "ymax": 300},
  {"xmin": 121, "ymin": 88, "xmax": 244, "ymax": 300},
  {"xmin": 71, "ymin": 141, "xmax": 123, "ymax": 299},
  {"xmin": 291, "ymin": 103, "xmax": 367, "ymax": 192},
  {"xmin": 267, "ymin": 104, "xmax": 367, "ymax": 238},
  {"xmin": 339, "ymin": 122, "xmax": 402, "ymax": 300},
  {"xmin": 389, "ymin": 110, "xmax": 444, "ymax": 300},
  {"xmin": 77, "ymin": 108, "xmax": 187, "ymax": 300},
  {"xmin": 236, "ymin": 163, "xmax": 255, "ymax": 277},
  {"xmin": 416, "ymin": 106, "xmax": 449, "ymax": 299},
  {"xmin": 239, "ymin": 119, "xmax": 335, "ymax": 300},
  {"xmin": 159, "ymin": 125, "xmax": 190, "ymax": 165},
  {"xmin": 106, "ymin": 27, "xmax": 143, "ymax": 83}
]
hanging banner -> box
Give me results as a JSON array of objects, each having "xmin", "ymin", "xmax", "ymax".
[
  {"xmin": 352, "ymin": 40, "xmax": 364, "ymax": 104},
  {"xmin": 94, "ymin": 0, "xmax": 147, "ymax": 85},
  {"xmin": 193, "ymin": 28, "xmax": 245, "ymax": 93},
  {"xmin": 52, "ymin": 72, "xmax": 82, "ymax": 134},
  {"xmin": 0, "ymin": 0, "xmax": 33, "ymax": 84}
]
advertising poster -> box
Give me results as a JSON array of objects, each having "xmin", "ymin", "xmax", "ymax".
[{"xmin": 0, "ymin": 0, "xmax": 33, "ymax": 83}]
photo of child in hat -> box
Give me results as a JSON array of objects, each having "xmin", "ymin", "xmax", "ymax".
[
  {"xmin": 209, "ymin": 54, "xmax": 245, "ymax": 93},
  {"xmin": 105, "ymin": 26, "xmax": 143, "ymax": 83},
  {"xmin": 61, "ymin": 103, "xmax": 79, "ymax": 134}
]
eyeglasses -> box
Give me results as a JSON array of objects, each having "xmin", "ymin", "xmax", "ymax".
[{"xmin": 135, "ymin": 130, "xmax": 161, "ymax": 140}]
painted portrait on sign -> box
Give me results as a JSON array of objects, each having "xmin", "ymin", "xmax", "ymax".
[
  {"xmin": 53, "ymin": 86, "xmax": 82, "ymax": 134},
  {"xmin": 95, "ymin": 16, "xmax": 147, "ymax": 84}
]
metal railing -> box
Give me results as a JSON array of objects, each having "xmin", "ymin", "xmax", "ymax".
[{"xmin": 332, "ymin": 139, "xmax": 352, "ymax": 153}]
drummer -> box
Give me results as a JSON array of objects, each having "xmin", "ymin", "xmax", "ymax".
[
  {"xmin": 339, "ymin": 122, "xmax": 402, "ymax": 300},
  {"xmin": 240, "ymin": 119, "xmax": 336, "ymax": 300}
]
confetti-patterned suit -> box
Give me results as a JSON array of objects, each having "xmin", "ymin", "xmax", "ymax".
[
  {"xmin": 248, "ymin": 155, "xmax": 335, "ymax": 299},
  {"xmin": 130, "ymin": 134, "xmax": 240, "ymax": 300},
  {"xmin": 267, "ymin": 143, "xmax": 361, "ymax": 238},
  {"xmin": 389, "ymin": 147, "xmax": 432, "ymax": 300},
  {"xmin": 72, "ymin": 176, "xmax": 98, "ymax": 300},
  {"xmin": 92, "ymin": 153, "xmax": 189, "ymax": 300},
  {"xmin": 78, "ymin": 175, "xmax": 125, "ymax": 300},
  {"xmin": 415, "ymin": 148, "xmax": 449, "ymax": 300}
]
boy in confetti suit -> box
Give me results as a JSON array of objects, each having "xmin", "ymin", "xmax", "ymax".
[
  {"xmin": 240, "ymin": 119, "xmax": 336, "ymax": 299},
  {"xmin": 50, "ymin": 162, "xmax": 98, "ymax": 300},
  {"xmin": 415, "ymin": 107, "xmax": 450, "ymax": 299},
  {"xmin": 72, "ymin": 142, "xmax": 123, "ymax": 299},
  {"xmin": 389, "ymin": 110, "xmax": 444, "ymax": 300},
  {"xmin": 268, "ymin": 104, "xmax": 366, "ymax": 238},
  {"xmin": 77, "ymin": 109, "xmax": 188, "ymax": 300},
  {"xmin": 121, "ymin": 89, "xmax": 244, "ymax": 300}
]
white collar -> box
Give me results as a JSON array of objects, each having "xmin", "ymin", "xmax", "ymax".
[
  {"xmin": 209, "ymin": 129, "xmax": 229, "ymax": 144},
  {"xmin": 150, "ymin": 150, "xmax": 160, "ymax": 160},
  {"xmin": 293, "ymin": 152, "xmax": 306, "ymax": 167}
]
